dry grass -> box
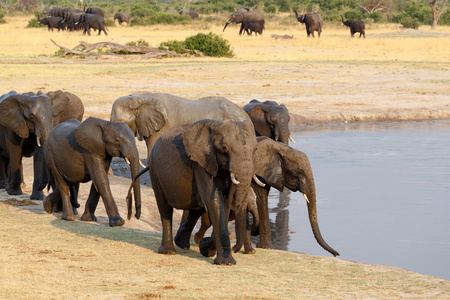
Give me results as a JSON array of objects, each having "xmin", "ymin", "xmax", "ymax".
[{"xmin": 1, "ymin": 15, "xmax": 450, "ymax": 299}]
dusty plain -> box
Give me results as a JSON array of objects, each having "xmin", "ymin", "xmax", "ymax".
[{"xmin": 1, "ymin": 15, "xmax": 450, "ymax": 299}]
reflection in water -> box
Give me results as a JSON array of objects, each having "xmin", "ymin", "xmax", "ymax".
[{"xmin": 266, "ymin": 120, "xmax": 450, "ymax": 280}]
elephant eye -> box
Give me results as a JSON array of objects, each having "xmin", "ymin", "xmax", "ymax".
[{"xmin": 221, "ymin": 145, "xmax": 229, "ymax": 153}]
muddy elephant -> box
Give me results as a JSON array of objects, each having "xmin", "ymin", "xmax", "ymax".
[
  {"xmin": 38, "ymin": 15, "xmax": 65, "ymax": 31},
  {"xmin": 110, "ymin": 92, "xmax": 251, "ymax": 158},
  {"xmin": 30, "ymin": 90, "xmax": 85, "ymax": 200},
  {"xmin": 342, "ymin": 16, "xmax": 365, "ymax": 38},
  {"xmin": 114, "ymin": 12, "xmax": 130, "ymax": 25},
  {"xmin": 223, "ymin": 10, "xmax": 265, "ymax": 35},
  {"xmin": 43, "ymin": 117, "xmax": 141, "ymax": 226},
  {"xmin": 192, "ymin": 137, "xmax": 340, "ymax": 257},
  {"xmin": 243, "ymin": 99, "xmax": 295, "ymax": 145},
  {"xmin": 80, "ymin": 13, "xmax": 107, "ymax": 36},
  {"xmin": 128, "ymin": 119, "xmax": 259, "ymax": 265},
  {"xmin": 0, "ymin": 91, "xmax": 53, "ymax": 196},
  {"xmin": 294, "ymin": 10, "xmax": 323, "ymax": 38}
]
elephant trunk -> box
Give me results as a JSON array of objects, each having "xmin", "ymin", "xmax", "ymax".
[
  {"xmin": 127, "ymin": 153, "xmax": 142, "ymax": 220},
  {"xmin": 304, "ymin": 175, "xmax": 340, "ymax": 257},
  {"xmin": 341, "ymin": 15, "xmax": 345, "ymax": 24},
  {"xmin": 274, "ymin": 125, "xmax": 290, "ymax": 145},
  {"xmin": 223, "ymin": 20, "xmax": 232, "ymax": 32}
]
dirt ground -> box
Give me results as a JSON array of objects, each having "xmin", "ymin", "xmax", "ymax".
[{"xmin": 1, "ymin": 16, "xmax": 450, "ymax": 298}]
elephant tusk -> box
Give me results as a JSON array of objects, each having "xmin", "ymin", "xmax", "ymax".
[
  {"xmin": 303, "ymin": 193, "xmax": 310, "ymax": 203},
  {"xmin": 37, "ymin": 138, "xmax": 41, "ymax": 148},
  {"xmin": 230, "ymin": 173, "xmax": 240, "ymax": 185},
  {"xmin": 253, "ymin": 175, "xmax": 265, "ymax": 187},
  {"xmin": 289, "ymin": 135, "xmax": 296, "ymax": 144},
  {"xmin": 125, "ymin": 157, "xmax": 131, "ymax": 165},
  {"xmin": 139, "ymin": 160, "xmax": 146, "ymax": 168}
]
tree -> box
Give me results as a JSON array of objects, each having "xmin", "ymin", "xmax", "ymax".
[{"xmin": 428, "ymin": 0, "xmax": 448, "ymax": 29}]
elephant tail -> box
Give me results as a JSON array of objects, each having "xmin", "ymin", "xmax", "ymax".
[{"xmin": 126, "ymin": 166, "xmax": 149, "ymax": 220}]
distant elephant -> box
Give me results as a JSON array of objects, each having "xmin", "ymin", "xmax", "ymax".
[
  {"xmin": 342, "ymin": 16, "xmax": 365, "ymax": 38},
  {"xmin": 114, "ymin": 12, "xmax": 130, "ymax": 25},
  {"xmin": 0, "ymin": 91, "xmax": 53, "ymax": 196},
  {"xmin": 129, "ymin": 119, "xmax": 259, "ymax": 265},
  {"xmin": 223, "ymin": 10, "xmax": 265, "ymax": 35},
  {"xmin": 30, "ymin": 90, "xmax": 85, "ymax": 200},
  {"xmin": 38, "ymin": 16, "xmax": 65, "ymax": 32},
  {"xmin": 64, "ymin": 11, "xmax": 83, "ymax": 31},
  {"xmin": 80, "ymin": 13, "xmax": 108, "ymax": 36},
  {"xmin": 179, "ymin": 8, "xmax": 199, "ymax": 19},
  {"xmin": 293, "ymin": 10, "xmax": 323, "ymax": 38},
  {"xmin": 243, "ymin": 22, "xmax": 264, "ymax": 35},
  {"xmin": 84, "ymin": 6, "xmax": 104, "ymax": 17},
  {"xmin": 243, "ymin": 99, "xmax": 294, "ymax": 145},
  {"xmin": 191, "ymin": 137, "xmax": 340, "ymax": 257},
  {"xmin": 43, "ymin": 117, "xmax": 141, "ymax": 226},
  {"xmin": 110, "ymin": 92, "xmax": 251, "ymax": 158}
]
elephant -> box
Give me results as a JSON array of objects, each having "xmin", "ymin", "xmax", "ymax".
[
  {"xmin": 190, "ymin": 137, "xmax": 340, "ymax": 257},
  {"xmin": 114, "ymin": 12, "xmax": 130, "ymax": 25},
  {"xmin": 80, "ymin": 13, "xmax": 108, "ymax": 36},
  {"xmin": 342, "ymin": 16, "xmax": 365, "ymax": 38},
  {"xmin": 63, "ymin": 11, "xmax": 84, "ymax": 31},
  {"xmin": 223, "ymin": 10, "xmax": 265, "ymax": 36},
  {"xmin": 84, "ymin": 6, "xmax": 105, "ymax": 18},
  {"xmin": 43, "ymin": 117, "xmax": 141, "ymax": 226},
  {"xmin": 110, "ymin": 92, "xmax": 251, "ymax": 159},
  {"xmin": 293, "ymin": 10, "xmax": 323, "ymax": 38},
  {"xmin": 128, "ymin": 119, "xmax": 259, "ymax": 265},
  {"xmin": 38, "ymin": 16, "xmax": 65, "ymax": 32},
  {"xmin": 0, "ymin": 91, "xmax": 53, "ymax": 196},
  {"xmin": 179, "ymin": 9, "xmax": 199, "ymax": 19},
  {"xmin": 243, "ymin": 99, "xmax": 294, "ymax": 145},
  {"xmin": 242, "ymin": 22, "xmax": 264, "ymax": 35},
  {"xmin": 29, "ymin": 90, "xmax": 85, "ymax": 200}
]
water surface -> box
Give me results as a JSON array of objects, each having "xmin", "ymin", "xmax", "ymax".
[{"xmin": 267, "ymin": 120, "xmax": 450, "ymax": 280}]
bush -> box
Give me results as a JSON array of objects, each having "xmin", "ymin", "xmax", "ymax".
[
  {"xmin": 26, "ymin": 18, "xmax": 44, "ymax": 28},
  {"xmin": 105, "ymin": 19, "xmax": 115, "ymax": 27},
  {"xmin": 126, "ymin": 39, "xmax": 150, "ymax": 47},
  {"xmin": 0, "ymin": 13, "xmax": 6, "ymax": 24},
  {"xmin": 400, "ymin": 16, "xmax": 420, "ymax": 29},
  {"xmin": 159, "ymin": 32, "xmax": 234, "ymax": 57}
]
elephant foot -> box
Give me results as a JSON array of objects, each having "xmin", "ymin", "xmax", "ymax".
[
  {"xmin": 158, "ymin": 244, "xmax": 177, "ymax": 255},
  {"xmin": 256, "ymin": 241, "xmax": 273, "ymax": 249},
  {"xmin": 109, "ymin": 215, "xmax": 125, "ymax": 227},
  {"xmin": 214, "ymin": 253, "xmax": 236, "ymax": 266},
  {"xmin": 42, "ymin": 197, "xmax": 54, "ymax": 214},
  {"xmin": 199, "ymin": 237, "xmax": 217, "ymax": 257},
  {"xmin": 0, "ymin": 179, "xmax": 7, "ymax": 189},
  {"xmin": 72, "ymin": 207, "xmax": 78, "ymax": 216},
  {"xmin": 244, "ymin": 247, "xmax": 256, "ymax": 254},
  {"xmin": 174, "ymin": 231, "xmax": 191, "ymax": 250},
  {"xmin": 30, "ymin": 190, "xmax": 44, "ymax": 200},
  {"xmin": 61, "ymin": 211, "xmax": 76, "ymax": 221},
  {"xmin": 81, "ymin": 212, "xmax": 97, "ymax": 222},
  {"xmin": 7, "ymin": 186, "xmax": 22, "ymax": 195}
]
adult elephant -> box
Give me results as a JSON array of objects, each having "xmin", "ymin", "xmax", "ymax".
[
  {"xmin": 38, "ymin": 16, "xmax": 65, "ymax": 32},
  {"xmin": 128, "ymin": 119, "xmax": 259, "ymax": 265},
  {"xmin": 243, "ymin": 99, "xmax": 295, "ymax": 145},
  {"xmin": 80, "ymin": 13, "xmax": 108, "ymax": 36},
  {"xmin": 0, "ymin": 91, "xmax": 53, "ymax": 196},
  {"xmin": 43, "ymin": 117, "xmax": 141, "ymax": 226},
  {"xmin": 179, "ymin": 8, "xmax": 199, "ymax": 19},
  {"xmin": 223, "ymin": 10, "xmax": 265, "ymax": 36},
  {"xmin": 341, "ymin": 16, "xmax": 365, "ymax": 38},
  {"xmin": 114, "ymin": 12, "xmax": 130, "ymax": 25},
  {"xmin": 293, "ymin": 10, "xmax": 323, "ymax": 38},
  {"xmin": 110, "ymin": 92, "xmax": 251, "ymax": 158},
  {"xmin": 84, "ymin": 6, "xmax": 104, "ymax": 17},
  {"xmin": 64, "ymin": 11, "xmax": 83, "ymax": 31},
  {"xmin": 30, "ymin": 90, "xmax": 85, "ymax": 200},
  {"xmin": 191, "ymin": 137, "xmax": 340, "ymax": 257}
]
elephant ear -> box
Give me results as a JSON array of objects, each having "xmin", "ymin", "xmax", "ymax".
[
  {"xmin": 182, "ymin": 120, "xmax": 218, "ymax": 177},
  {"xmin": 47, "ymin": 90, "xmax": 69, "ymax": 125},
  {"xmin": 73, "ymin": 117, "xmax": 105, "ymax": 155},
  {"xmin": 134, "ymin": 96, "xmax": 168, "ymax": 141},
  {"xmin": 0, "ymin": 91, "xmax": 29, "ymax": 138},
  {"xmin": 254, "ymin": 138, "xmax": 285, "ymax": 191}
]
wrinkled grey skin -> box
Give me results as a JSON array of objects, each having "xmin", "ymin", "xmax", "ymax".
[
  {"xmin": 243, "ymin": 99, "xmax": 291, "ymax": 145},
  {"xmin": 30, "ymin": 90, "xmax": 85, "ymax": 200},
  {"xmin": 223, "ymin": 10, "xmax": 265, "ymax": 35},
  {"xmin": 80, "ymin": 13, "xmax": 107, "ymax": 36},
  {"xmin": 43, "ymin": 117, "xmax": 141, "ymax": 227},
  {"xmin": 114, "ymin": 12, "xmax": 130, "ymax": 25},
  {"xmin": 110, "ymin": 92, "xmax": 251, "ymax": 159},
  {"xmin": 0, "ymin": 91, "xmax": 53, "ymax": 197},
  {"xmin": 342, "ymin": 16, "xmax": 365, "ymax": 38},
  {"xmin": 191, "ymin": 137, "xmax": 340, "ymax": 257},
  {"xmin": 146, "ymin": 120, "xmax": 258, "ymax": 265},
  {"xmin": 294, "ymin": 10, "xmax": 323, "ymax": 38}
]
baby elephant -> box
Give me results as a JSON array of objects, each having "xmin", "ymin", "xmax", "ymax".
[
  {"xmin": 341, "ymin": 16, "xmax": 365, "ymax": 38},
  {"xmin": 43, "ymin": 117, "xmax": 141, "ymax": 226}
]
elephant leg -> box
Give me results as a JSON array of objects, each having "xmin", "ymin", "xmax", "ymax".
[
  {"xmin": 70, "ymin": 182, "xmax": 80, "ymax": 209},
  {"xmin": 0, "ymin": 156, "xmax": 8, "ymax": 189},
  {"xmin": 31, "ymin": 145, "xmax": 46, "ymax": 200},
  {"xmin": 175, "ymin": 209, "xmax": 204, "ymax": 250},
  {"xmin": 7, "ymin": 150, "xmax": 23, "ymax": 195},
  {"xmin": 243, "ymin": 212, "xmax": 256, "ymax": 254},
  {"xmin": 81, "ymin": 183, "xmax": 100, "ymax": 223},
  {"xmin": 194, "ymin": 213, "xmax": 211, "ymax": 245},
  {"xmin": 53, "ymin": 176, "xmax": 75, "ymax": 221},
  {"xmin": 254, "ymin": 185, "xmax": 273, "ymax": 249},
  {"xmin": 42, "ymin": 188, "xmax": 60, "ymax": 214},
  {"xmin": 153, "ymin": 178, "xmax": 176, "ymax": 255}
]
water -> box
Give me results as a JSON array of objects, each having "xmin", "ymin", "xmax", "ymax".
[{"xmin": 267, "ymin": 120, "xmax": 450, "ymax": 280}]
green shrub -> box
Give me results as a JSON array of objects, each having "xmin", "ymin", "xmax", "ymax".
[
  {"xmin": 26, "ymin": 18, "xmax": 44, "ymax": 28},
  {"xmin": 400, "ymin": 16, "xmax": 420, "ymax": 29},
  {"xmin": 264, "ymin": 4, "xmax": 277, "ymax": 13},
  {"xmin": 105, "ymin": 19, "xmax": 115, "ymax": 27},
  {"xmin": 0, "ymin": 13, "xmax": 6, "ymax": 24},
  {"xmin": 159, "ymin": 32, "xmax": 234, "ymax": 57},
  {"xmin": 126, "ymin": 39, "xmax": 150, "ymax": 47}
]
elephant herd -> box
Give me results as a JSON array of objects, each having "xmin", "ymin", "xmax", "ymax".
[{"xmin": 0, "ymin": 90, "xmax": 339, "ymax": 265}]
